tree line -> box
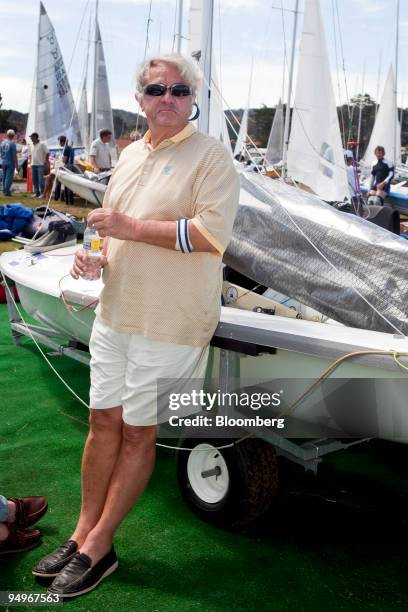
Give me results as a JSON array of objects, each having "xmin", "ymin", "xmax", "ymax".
[{"xmin": 1, "ymin": 92, "xmax": 407, "ymax": 158}]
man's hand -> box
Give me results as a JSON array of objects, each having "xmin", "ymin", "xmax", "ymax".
[
  {"xmin": 70, "ymin": 248, "xmax": 107, "ymax": 279},
  {"xmin": 87, "ymin": 208, "xmax": 137, "ymax": 240},
  {"xmin": 377, "ymin": 181, "xmax": 385, "ymax": 190}
]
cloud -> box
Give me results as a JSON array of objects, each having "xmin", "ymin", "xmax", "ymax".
[
  {"xmin": 0, "ymin": 1, "xmax": 37, "ymax": 16},
  {"xmin": 354, "ymin": 0, "xmax": 388, "ymax": 14},
  {"xmin": 215, "ymin": 60, "xmax": 286, "ymax": 109},
  {"xmin": 0, "ymin": 49, "xmax": 27, "ymax": 61},
  {"xmin": 0, "ymin": 76, "xmax": 33, "ymax": 112},
  {"xmin": 103, "ymin": 0, "xmax": 171, "ymax": 4},
  {"xmin": 219, "ymin": 0, "xmax": 261, "ymax": 10}
]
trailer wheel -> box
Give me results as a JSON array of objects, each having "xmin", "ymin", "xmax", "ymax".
[{"xmin": 176, "ymin": 437, "xmax": 278, "ymax": 528}]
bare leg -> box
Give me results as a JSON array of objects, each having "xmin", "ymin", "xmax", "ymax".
[
  {"xmin": 79, "ymin": 423, "xmax": 157, "ymax": 563},
  {"xmin": 70, "ymin": 407, "xmax": 123, "ymax": 546}
]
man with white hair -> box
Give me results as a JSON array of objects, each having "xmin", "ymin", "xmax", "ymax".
[
  {"xmin": 0, "ymin": 129, "xmax": 18, "ymax": 196},
  {"xmin": 33, "ymin": 53, "xmax": 239, "ymax": 598}
]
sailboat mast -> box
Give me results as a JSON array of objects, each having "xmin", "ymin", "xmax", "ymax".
[
  {"xmin": 375, "ymin": 49, "xmax": 382, "ymax": 117},
  {"xmin": 394, "ymin": 0, "xmax": 400, "ymax": 166},
  {"xmin": 35, "ymin": 5, "xmax": 41, "ymax": 130},
  {"xmin": 176, "ymin": 0, "xmax": 183, "ymax": 53},
  {"xmin": 91, "ymin": 0, "xmax": 99, "ymax": 142},
  {"xmin": 199, "ymin": 0, "xmax": 214, "ymax": 136},
  {"xmin": 282, "ymin": 0, "xmax": 300, "ymax": 179},
  {"xmin": 356, "ymin": 60, "xmax": 366, "ymax": 161}
]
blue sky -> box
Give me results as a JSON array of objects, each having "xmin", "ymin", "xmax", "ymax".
[{"xmin": 0, "ymin": 0, "xmax": 406, "ymax": 115}]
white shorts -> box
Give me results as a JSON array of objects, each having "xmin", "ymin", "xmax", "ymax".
[{"xmin": 89, "ymin": 319, "xmax": 209, "ymax": 426}]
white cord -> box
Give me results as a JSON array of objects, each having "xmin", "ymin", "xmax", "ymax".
[
  {"xmin": 2, "ymin": 275, "xmax": 238, "ymax": 452},
  {"xmin": 2, "ymin": 275, "xmax": 89, "ymax": 409}
]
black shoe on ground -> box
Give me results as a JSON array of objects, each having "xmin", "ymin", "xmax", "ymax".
[
  {"xmin": 47, "ymin": 548, "xmax": 118, "ymax": 598},
  {"xmin": 32, "ymin": 540, "xmax": 78, "ymax": 578}
]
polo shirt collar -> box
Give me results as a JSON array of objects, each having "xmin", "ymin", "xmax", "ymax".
[{"xmin": 143, "ymin": 123, "xmax": 196, "ymax": 150}]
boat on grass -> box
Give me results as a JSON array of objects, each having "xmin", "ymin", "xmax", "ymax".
[{"xmin": 1, "ymin": 172, "xmax": 408, "ymax": 444}]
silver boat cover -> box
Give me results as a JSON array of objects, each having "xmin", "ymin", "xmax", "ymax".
[{"xmin": 223, "ymin": 172, "xmax": 408, "ymax": 335}]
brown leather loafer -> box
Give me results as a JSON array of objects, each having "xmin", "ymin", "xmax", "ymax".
[
  {"xmin": 9, "ymin": 496, "xmax": 48, "ymax": 528},
  {"xmin": 0, "ymin": 528, "xmax": 41, "ymax": 555}
]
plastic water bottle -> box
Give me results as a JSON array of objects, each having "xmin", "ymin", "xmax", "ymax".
[{"xmin": 82, "ymin": 225, "xmax": 102, "ymax": 280}]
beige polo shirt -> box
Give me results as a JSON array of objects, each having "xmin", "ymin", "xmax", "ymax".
[{"xmin": 96, "ymin": 123, "xmax": 239, "ymax": 347}]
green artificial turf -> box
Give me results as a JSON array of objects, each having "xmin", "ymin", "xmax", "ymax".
[{"xmin": 1, "ymin": 303, "xmax": 408, "ymax": 611}]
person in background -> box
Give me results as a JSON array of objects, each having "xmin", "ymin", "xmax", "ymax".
[
  {"xmin": 21, "ymin": 138, "xmax": 30, "ymax": 179},
  {"xmin": 0, "ymin": 129, "xmax": 18, "ymax": 196},
  {"xmin": 29, "ymin": 133, "xmax": 49, "ymax": 198},
  {"xmin": 54, "ymin": 135, "xmax": 75, "ymax": 205},
  {"xmin": 0, "ymin": 495, "xmax": 48, "ymax": 555},
  {"xmin": 368, "ymin": 145, "xmax": 394, "ymax": 203},
  {"xmin": 33, "ymin": 52, "xmax": 239, "ymax": 599},
  {"xmin": 345, "ymin": 150, "xmax": 359, "ymax": 199},
  {"xmin": 89, "ymin": 129, "xmax": 112, "ymax": 173}
]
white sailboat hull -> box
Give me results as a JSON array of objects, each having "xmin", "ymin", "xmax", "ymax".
[
  {"xmin": 58, "ymin": 171, "xmax": 106, "ymax": 207},
  {"xmin": 1, "ymin": 247, "xmax": 408, "ymax": 443}
]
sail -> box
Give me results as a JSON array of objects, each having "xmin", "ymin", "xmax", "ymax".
[
  {"xmin": 234, "ymin": 107, "xmax": 248, "ymax": 157},
  {"xmin": 25, "ymin": 66, "xmax": 37, "ymax": 140},
  {"xmin": 78, "ymin": 77, "xmax": 89, "ymax": 150},
  {"xmin": 90, "ymin": 19, "xmax": 115, "ymax": 145},
  {"xmin": 26, "ymin": 2, "xmax": 82, "ymax": 146},
  {"xmin": 209, "ymin": 62, "xmax": 232, "ymax": 153},
  {"xmin": 233, "ymin": 61, "xmax": 253, "ymax": 158},
  {"xmin": 361, "ymin": 65, "xmax": 401, "ymax": 171},
  {"xmin": 265, "ymin": 99, "xmax": 284, "ymax": 166},
  {"xmin": 287, "ymin": 0, "xmax": 349, "ymax": 201},
  {"xmin": 188, "ymin": 0, "xmax": 231, "ymax": 153}
]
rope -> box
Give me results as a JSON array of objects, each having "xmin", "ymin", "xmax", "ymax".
[
  {"xmin": 393, "ymin": 352, "xmax": 408, "ymax": 372},
  {"xmin": 280, "ymin": 349, "xmax": 408, "ymax": 419}
]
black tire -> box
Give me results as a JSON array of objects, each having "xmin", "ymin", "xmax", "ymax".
[{"xmin": 176, "ymin": 437, "xmax": 278, "ymax": 529}]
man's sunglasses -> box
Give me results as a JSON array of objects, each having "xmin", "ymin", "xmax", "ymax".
[{"xmin": 143, "ymin": 83, "xmax": 193, "ymax": 97}]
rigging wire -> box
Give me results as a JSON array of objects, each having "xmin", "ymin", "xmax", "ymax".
[
  {"xmin": 331, "ymin": 0, "xmax": 346, "ymax": 148},
  {"xmin": 279, "ymin": 0, "xmax": 287, "ymax": 153},
  {"xmin": 375, "ymin": 48, "xmax": 383, "ymax": 117},
  {"xmin": 66, "ymin": 0, "xmax": 91, "ymax": 79},
  {"xmin": 217, "ymin": 0, "xmax": 223, "ymax": 99},
  {"xmin": 143, "ymin": 0, "xmax": 154, "ymax": 59},
  {"xmin": 334, "ymin": 0, "xmax": 351, "ymax": 120},
  {"xmin": 136, "ymin": 0, "xmax": 154, "ymax": 135},
  {"xmin": 171, "ymin": 0, "xmax": 178, "ymax": 52}
]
